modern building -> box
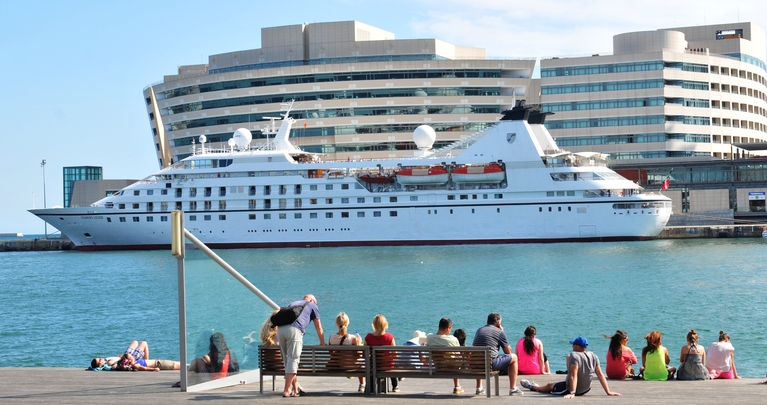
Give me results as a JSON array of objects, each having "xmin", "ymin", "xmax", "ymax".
[
  {"xmin": 68, "ymin": 179, "xmax": 137, "ymax": 208},
  {"xmin": 63, "ymin": 166, "xmax": 102, "ymax": 207},
  {"xmin": 143, "ymin": 21, "xmax": 535, "ymax": 168},
  {"xmin": 537, "ymin": 22, "xmax": 767, "ymax": 164}
]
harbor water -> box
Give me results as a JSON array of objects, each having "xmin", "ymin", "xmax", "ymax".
[{"xmin": 2, "ymin": 238, "xmax": 766, "ymax": 377}]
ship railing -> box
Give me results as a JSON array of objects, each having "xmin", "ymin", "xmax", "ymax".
[{"xmin": 431, "ymin": 127, "xmax": 494, "ymax": 158}]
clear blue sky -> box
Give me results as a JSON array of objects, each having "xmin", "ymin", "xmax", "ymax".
[{"xmin": 1, "ymin": 0, "xmax": 765, "ymax": 234}]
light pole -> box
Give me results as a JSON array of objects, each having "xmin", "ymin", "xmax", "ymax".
[{"xmin": 41, "ymin": 159, "xmax": 47, "ymax": 239}]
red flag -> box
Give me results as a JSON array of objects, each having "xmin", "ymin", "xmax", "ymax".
[{"xmin": 660, "ymin": 175, "xmax": 670, "ymax": 191}]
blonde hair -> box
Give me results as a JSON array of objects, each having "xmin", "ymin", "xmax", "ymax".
[
  {"xmin": 372, "ymin": 314, "xmax": 388, "ymax": 336},
  {"xmin": 335, "ymin": 312, "xmax": 350, "ymax": 335},
  {"xmin": 259, "ymin": 310, "xmax": 279, "ymax": 345}
]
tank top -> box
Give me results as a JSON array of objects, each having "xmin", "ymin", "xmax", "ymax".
[
  {"xmin": 516, "ymin": 337, "xmax": 542, "ymax": 374},
  {"xmin": 329, "ymin": 333, "xmax": 354, "ymax": 345},
  {"xmin": 643, "ymin": 346, "xmax": 668, "ymax": 381},
  {"xmin": 677, "ymin": 343, "xmax": 709, "ymax": 380}
]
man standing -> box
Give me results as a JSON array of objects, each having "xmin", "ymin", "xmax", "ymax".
[
  {"xmin": 426, "ymin": 318, "xmax": 463, "ymax": 394},
  {"xmin": 277, "ymin": 294, "xmax": 325, "ymax": 397},
  {"xmin": 520, "ymin": 336, "xmax": 621, "ymax": 398},
  {"xmin": 472, "ymin": 312, "xmax": 523, "ymax": 396}
]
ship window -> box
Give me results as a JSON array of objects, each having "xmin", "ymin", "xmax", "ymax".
[
  {"xmin": 568, "ymin": 207, "xmax": 572, "ymax": 211},
  {"xmin": 326, "ymin": 198, "xmax": 333, "ymax": 204},
  {"xmin": 161, "ymin": 189, "xmax": 168, "ymax": 195},
  {"xmin": 160, "ymin": 216, "xmax": 168, "ymax": 222},
  {"xmin": 310, "ymin": 185, "xmax": 318, "ymax": 191},
  {"xmin": 190, "ymin": 188, "xmax": 197, "ymax": 197},
  {"xmin": 390, "ymin": 197, "xmax": 397, "ymax": 202},
  {"xmin": 145, "ymin": 202, "xmax": 154, "ymax": 212},
  {"xmin": 310, "ymin": 213, "xmax": 318, "ymax": 218},
  {"xmin": 373, "ymin": 211, "xmax": 381, "ymax": 217},
  {"xmin": 355, "ymin": 184, "xmax": 364, "ymax": 189},
  {"xmin": 567, "ymin": 191, "xmax": 575, "ymax": 196},
  {"xmin": 106, "ymin": 202, "xmax": 114, "ymax": 209},
  {"xmin": 264, "ymin": 199, "xmax": 271, "ymax": 209},
  {"xmin": 132, "ymin": 203, "xmax": 139, "ymax": 209},
  {"xmin": 310, "ymin": 199, "xmax": 317, "ymax": 205},
  {"xmin": 374, "ymin": 197, "xmax": 381, "ymax": 203},
  {"xmin": 558, "ymin": 207, "xmax": 562, "ymax": 212},
  {"xmin": 342, "ymin": 198, "xmax": 349, "ymax": 203},
  {"xmin": 249, "ymin": 186, "xmax": 256, "ymax": 196},
  {"xmin": 219, "ymin": 187, "xmax": 226, "ymax": 197},
  {"xmin": 264, "ymin": 186, "xmax": 271, "ymax": 195},
  {"xmin": 389, "ymin": 211, "xmax": 398, "ymax": 217},
  {"xmin": 448, "ymin": 195, "xmax": 455, "ymax": 200},
  {"xmin": 249, "ymin": 214, "xmax": 256, "ymax": 220},
  {"xmin": 342, "ymin": 184, "xmax": 349, "ymax": 190},
  {"xmin": 497, "ymin": 208, "xmax": 500, "ymax": 213},
  {"xmin": 174, "ymin": 202, "xmax": 182, "ymax": 210},
  {"xmin": 204, "ymin": 187, "xmax": 211, "ymax": 197},
  {"xmin": 219, "ymin": 201, "xmax": 226, "ymax": 210},
  {"xmin": 557, "ymin": 191, "xmax": 565, "ymax": 196},
  {"xmin": 147, "ymin": 216, "xmax": 153, "ymax": 222},
  {"xmin": 161, "ymin": 202, "xmax": 168, "ymax": 211},
  {"xmin": 279, "ymin": 214, "xmax": 286, "ymax": 219},
  {"xmin": 189, "ymin": 201, "xmax": 197, "ymax": 211},
  {"xmin": 134, "ymin": 190, "xmax": 140, "ymax": 196},
  {"xmin": 260, "ymin": 213, "xmax": 268, "ymax": 219},
  {"xmin": 147, "ymin": 190, "xmax": 153, "ymax": 196},
  {"xmin": 495, "ymin": 194, "xmax": 503, "ymax": 199},
  {"xmin": 279, "ymin": 185, "xmax": 287, "ymax": 195},
  {"xmin": 249, "ymin": 200, "xmax": 257, "ymax": 210},
  {"xmin": 410, "ymin": 196, "xmax": 418, "ymax": 201},
  {"xmin": 483, "ymin": 194, "xmax": 488, "ymax": 199},
  {"xmin": 449, "ymin": 209, "xmax": 453, "ymax": 214},
  {"xmin": 472, "ymin": 195, "xmax": 477, "ymax": 200},
  {"xmin": 548, "ymin": 207, "xmax": 552, "ymax": 212},
  {"xmin": 189, "ymin": 215, "xmax": 196, "ymax": 221},
  {"xmin": 107, "ymin": 217, "xmax": 112, "ymax": 222},
  {"xmin": 203, "ymin": 215, "xmax": 211, "ymax": 221},
  {"xmin": 357, "ymin": 198, "xmax": 365, "ymax": 203},
  {"xmin": 547, "ymin": 191, "xmax": 555, "ymax": 197},
  {"xmin": 539, "ymin": 207, "xmax": 542, "ymax": 212},
  {"xmin": 434, "ymin": 209, "xmax": 438, "ymax": 214},
  {"xmin": 294, "ymin": 185, "xmax": 302, "ymax": 195},
  {"xmin": 471, "ymin": 209, "xmax": 475, "ymax": 213},
  {"xmin": 165, "ymin": 183, "xmax": 171, "ymax": 188},
  {"xmin": 119, "ymin": 204, "xmax": 125, "ymax": 209},
  {"xmin": 326, "ymin": 212, "xmax": 333, "ymax": 218},
  {"xmin": 119, "ymin": 217, "xmax": 126, "ymax": 222},
  {"xmin": 279, "ymin": 199, "xmax": 287, "ymax": 209},
  {"xmin": 326, "ymin": 184, "xmax": 333, "ymax": 190},
  {"xmin": 341, "ymin": 212, "xmax": 349, "ymax": 218},
  {"xmin": 176, "ymin": 188, "xmax": 182, "ymax": 198},
  {"xmin": 460, "ymin": 195, "xmax": 468, "ymax": 200},
  {"xmin": 204, "ymin": 201, "xmax": 212, "ymax": 210},
  {"xmin": 294, "ymin": 199, "xmax": 302, "ymax": 208},
  {"xmin": 357, "ymin": 212, "xmax": 365, "ymax": 217}
]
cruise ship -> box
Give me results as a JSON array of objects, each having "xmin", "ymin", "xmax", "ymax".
[{"xmin": 29, "ymin": 103, "xmax": 672, "ymax": 251}]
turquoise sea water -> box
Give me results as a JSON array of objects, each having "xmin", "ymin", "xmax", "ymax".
[{"xmin": 2, "ymin": 238, "xmax": 766, "ymax": 377}]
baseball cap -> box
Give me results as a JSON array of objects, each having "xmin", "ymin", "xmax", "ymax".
[{"xmin": 569, "ymin": 336, "xmax": 589, "ymax": 347}]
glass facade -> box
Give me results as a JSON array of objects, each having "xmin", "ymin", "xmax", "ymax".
[
  {"xmin": 556, "ymin": 133, "xmax": 711, "ymax": 147},
  {"xmin": 63, "ymin": 166, "xmax": 102, "ymax": 207},
  {"xmin": 541, "ymin": 61, "xmax": 663, "ymax": 77}
]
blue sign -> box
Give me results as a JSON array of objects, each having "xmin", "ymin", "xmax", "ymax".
[{"xmin": 748, "ymin": 192, "xmax": 765, "ymax": 200}]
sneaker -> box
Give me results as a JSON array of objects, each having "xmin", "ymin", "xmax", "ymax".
[
  {"xmin": 358, "ymin": 384, "xmax": 364, "ymax": 392},
  {"xmin": 392, "ymin": 387, "xmax": 400, "ymax": 393},
  {"xmin": 509, "ymin": 387, "xmax": 524, "ymax": 396},
  {"xmin": 520, "ymin": 379, "xmax": 537, "ymax": 390},
  {"xmin": 453, "ymin": 386, "xmax": 464, "ymax": 394},
  {"xmin": 475, "ymin": 387, "xmax": 485, "ymax": 395}
]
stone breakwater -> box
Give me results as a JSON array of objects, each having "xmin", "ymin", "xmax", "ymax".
[{"xmin": 0, "ymin": 238, "xmax": 75, "ymax": 251}]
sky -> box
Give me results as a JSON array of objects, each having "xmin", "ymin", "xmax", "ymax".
[{"xmin": 2, "ymin": 0, "xmax": 767, "ymax": 234}]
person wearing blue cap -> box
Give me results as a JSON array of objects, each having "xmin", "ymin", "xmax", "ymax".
[{"xmin": 520, "ymin": 336, "xmax": 621, "ymax": 398}]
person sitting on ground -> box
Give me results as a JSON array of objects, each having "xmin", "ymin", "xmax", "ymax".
[
  {"xmin": 677, "ymin": 329, "xmax": 710, "ymax": 380},
  {"xmin": 472, "ymin": 312, "xmax": 523, "ymax": 396},
  {"xmin": 365, "ymin": 314, "xmax": 399, "ymax": 393},
  {"xmin": 603, "ymin": 330, "xmax": 637, "ymax": 379},
  {"xmin": 426, "ymin": 317, "xmax": 463, "ymax": 395},
  {"xmin": 328, "ymin": 312, "xmax": 365, "ymax": 392},
  {"xmin": 641, "ymin": 330, "xmax": 676, "ymax": 380},
  {"xmin": 706, "ymin": 330, "xmax": 740, "ymax": 379},
  {"xmin": 520, "ymin": 336, "xmax": 621, "ymax": 398},
  {"xmin": 188, "ymin": 332, "xmax": 240, "ymax": 381},
  {"xmin": 516, "ymin": 326, "xmax": 550, "ymax": 375}
]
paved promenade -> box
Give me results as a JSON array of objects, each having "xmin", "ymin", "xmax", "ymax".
[{"xmin": 1, "ymin": 368, "xmax": 765, "ymax": 404}]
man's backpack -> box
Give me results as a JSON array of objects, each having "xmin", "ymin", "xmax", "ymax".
[{"xmin": 270, "ymin": 302, "xmax": 309, "ymax": 327}]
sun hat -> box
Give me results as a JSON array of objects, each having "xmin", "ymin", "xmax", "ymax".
[
  {"xmin": 569, "ymin": 336, "xmax": 589, "ymax": 347},
  {"xmin": 408, "ymin": 330, "xmax": 427, "ymax": 345}
]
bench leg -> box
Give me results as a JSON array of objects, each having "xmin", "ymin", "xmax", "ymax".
[{"xmin": 494, "ymin": 374, "xmax": 499, "ymax": 397}]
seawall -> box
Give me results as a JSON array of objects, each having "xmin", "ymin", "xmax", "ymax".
[{"xmin": 0, "ymin": 238, "xmax": 75, "ymax": 252}]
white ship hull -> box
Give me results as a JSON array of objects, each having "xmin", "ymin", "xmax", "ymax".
[{"xmin": 30, "ymin": 104, "xmax": 672, "ymax": 251}]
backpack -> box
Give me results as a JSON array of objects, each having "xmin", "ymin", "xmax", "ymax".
[{"xmin": 270, "ymin": 302, "xmax": 309, "ymax": 327}]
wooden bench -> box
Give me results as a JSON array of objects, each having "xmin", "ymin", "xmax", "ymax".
[
  {"xmin": 258, "ymin": 345, "xmax": 371, "ymax": 393},
  {"xmin": 371, "ymin": 346, "xmax": 500, "ymax": 397}
]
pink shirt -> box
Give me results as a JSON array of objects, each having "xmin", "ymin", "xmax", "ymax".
[
  {"xmin": 516, "ymin": 337, "xmax": 543, "ymax": 374},
  {"xmin": 605, "ymin": 347, "xmax": 637, "ymax": 379}
]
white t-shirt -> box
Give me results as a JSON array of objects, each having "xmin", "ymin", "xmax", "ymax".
[
  {"xmin": 706, "ymin": 341, "xmax": 734, "ymax": 371},
  {"xmin": 426, "ymin": 333, "xmax": 459, "ymax": 347}
]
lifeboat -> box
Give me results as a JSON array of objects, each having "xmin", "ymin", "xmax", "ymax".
[
  {"xmin": 359, "ymin": 173, "xmax": 395, "ymax": 184},
  {"xmin": 451, "ymin": 163, "xmax": 505, "ymax": 183},
  {"xmin": 397, "ymin": 166, "xmax": 449, "ymax": 185}
]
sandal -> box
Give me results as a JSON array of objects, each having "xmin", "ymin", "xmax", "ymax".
[{"xmin": 171, "ymin": 381, "xmax": 181, "ymax": 388}]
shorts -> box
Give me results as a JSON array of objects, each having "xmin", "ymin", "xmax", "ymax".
[
  {"xmin": 711, "ymin": 369, "xmax": 734, "ymax": 379},
  {"xmin": 551, "ymin": 381, "xmax": 590, "ymax": 396},
  {"xmin": 155, "ymin": 360, "xmax": 176, "ymax": 370},
  {"xmin": 492, "ymin": 354, "xmax": 513, "ymax": 374}
]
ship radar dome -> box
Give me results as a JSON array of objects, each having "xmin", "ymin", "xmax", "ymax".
[
  {"xmin": 413, "ymin": 125, "xmax": 436, "ymax": 150},
  {"xmin": 198, "ymin": 135, "xmax": 207, "ymax": 144},
  {"xmin": 232, "ymin": 128, "xmax": 253, "ymax": 149}
]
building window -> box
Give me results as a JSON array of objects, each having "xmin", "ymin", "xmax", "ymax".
[
  {"xmin": 448, "ymin": 195, "xmax": 455, "ymax": 200},
  {"xmin": 294, "ymin": 198, "xmax": 302, "ymax": 208},
  {"xmin": 175, "ymin": 201, "xmax": 182, "ymax": 210},
  {"xmin": 279, "ymin": 185, "xmax": 287, "ymax": 195},
  {"xmin": 204, "ymin": 201, "xmax": 212, "ymax": 210},
  {"xmin": 294, "ymin": 185, "xmax": 302, "ymax": 195},
  {"xmin": 175, "ymin": 188, "xmax": 182, "ymax": 198},
  {"xmin": 279, "ymin": 199, "xmax": 287, "ymax": 209},
  {"xmin": 161, "ymin": 189, "xmax": 168, "ymax": 195}
]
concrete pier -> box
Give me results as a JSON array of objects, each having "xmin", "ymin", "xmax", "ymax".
[
  {"xmin": 1, "ymin": 368, "xmax": 764, "ymax": 404},
  {"xmin": 0, "ymin": 238, "xmax": 75, "ymax": 252}
]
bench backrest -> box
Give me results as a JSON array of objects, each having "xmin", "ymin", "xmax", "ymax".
[
  {"xmin": 258, "ymin": 345, "xmax": 369, "ymax": 375},
  {"xmin": 371, "ymin": 346, "xmax": 492, "ymax": 375}
]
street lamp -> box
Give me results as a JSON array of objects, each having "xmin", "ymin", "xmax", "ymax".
[{"xmin": 41, "ymin": 159, "xmax": 47, "ymax": 239}]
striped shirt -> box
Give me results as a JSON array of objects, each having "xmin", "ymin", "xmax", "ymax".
[{"xmin": 472, "ymin": 324, "xmax": 509, "ymax": 359}]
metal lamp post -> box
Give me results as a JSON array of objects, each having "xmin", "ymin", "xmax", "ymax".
[{"xmin": 41, "ymin": 159, "xmax": 47, "ymax": 239}]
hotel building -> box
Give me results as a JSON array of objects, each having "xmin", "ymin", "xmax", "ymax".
[{"xmin": 143, "ymin": 21, "xmax": 535, "ymax": 168}]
